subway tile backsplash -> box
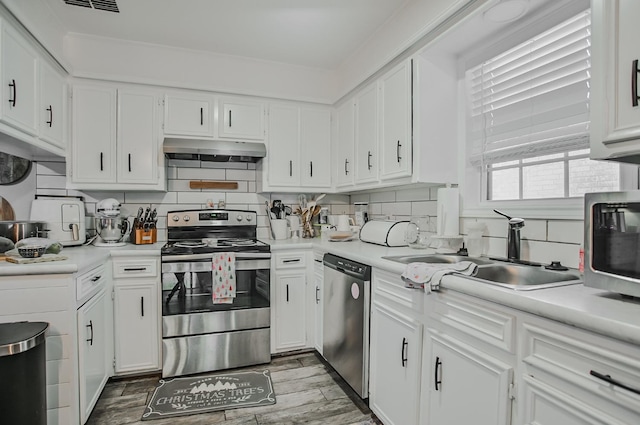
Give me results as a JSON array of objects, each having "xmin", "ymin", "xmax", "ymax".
[{"xmin": 33, "ymin": 160, "xmax": 584, "ymax": 267}]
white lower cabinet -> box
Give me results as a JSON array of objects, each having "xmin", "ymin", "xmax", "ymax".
[
  {"xmin": 369, "ymin": 300, "xmax": 423, "ymax": 425},
  {"xmin": 77, "ymin": 287, "xmax": 109, "ymax": 425},
  {"xmin": 425, "ymin": 331, "xmax": 513, "ymax": 425},
  {"xmin": 112, "ymin": 257, "xmax": 161, "ymax": 375},
  {"xmin": 272, "ymin": 251, "xmax": 308, "ymax": 353}
]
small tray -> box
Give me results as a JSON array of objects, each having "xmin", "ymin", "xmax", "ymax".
[
  {"xmin": 5, "ymin": 254, "xmax": 68, "ymax": 264},
  {"xmin": 328, "ymin": 231, "xmax": 357, "ymax": 242}
]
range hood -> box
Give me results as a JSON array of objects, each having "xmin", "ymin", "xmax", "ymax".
[{"xmin": 163, "ymin": 138, "xmax": 266, "ymax": 163}]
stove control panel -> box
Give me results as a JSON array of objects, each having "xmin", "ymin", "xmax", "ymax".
[{"xmin": 167, "ymin": 209, "xmax": 258, "ymax": 227}]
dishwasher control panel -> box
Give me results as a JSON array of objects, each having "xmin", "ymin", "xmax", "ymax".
[{"xmin": 323, "ymin": 253, "xmax": 371, "ymax": 280}]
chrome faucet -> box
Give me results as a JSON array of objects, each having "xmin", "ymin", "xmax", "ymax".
[{"xmin": 494, "ymin": 209, "xmax": 525, "ymax": 261}]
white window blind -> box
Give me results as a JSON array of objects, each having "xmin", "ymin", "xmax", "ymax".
[{"xmin": 467, "ymin": 10, "xmax": 591, "ymax": 167}]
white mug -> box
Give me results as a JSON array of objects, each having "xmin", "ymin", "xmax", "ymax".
[{"xmin": 336, "ymin": 215, "xmax": 355, "ymax": 232}]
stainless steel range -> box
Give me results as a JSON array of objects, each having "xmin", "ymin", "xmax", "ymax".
[{"xmin": 161, "ymin": 209, "xmax": 271, "ymax": 377}]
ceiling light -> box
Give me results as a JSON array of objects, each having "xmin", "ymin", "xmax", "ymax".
[{"xmin": 483, "ymin": 0, "xmax": 529, "ymax": 23}]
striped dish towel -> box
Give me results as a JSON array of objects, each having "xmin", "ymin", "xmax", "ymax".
[{"xmin": 212, "ymin": 253, "xmax": 236, "ymax": 304}]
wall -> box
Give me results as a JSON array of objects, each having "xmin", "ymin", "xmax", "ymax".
[
  {"xmin": 352, "ymin": 186, "xmax": 584, "ymax": 269},
  {"xmin": 33, "ymin": 158, "xmax": 349, "ymax": 242}
]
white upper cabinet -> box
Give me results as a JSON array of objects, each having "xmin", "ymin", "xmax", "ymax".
[
  {"xmin": 335, "ymin": 100, "xmax": 355, "ymax": 188},
  {"xmin": 71, "ymin": 84, "xmax": 164, "ymax": 190},
  {"xmin": 267, "ymin": 103, "xmax": 300, "ymax": 187},
  {"xmin": 117, "ymin": 89, "xmax": 159, "ymax": 184},
  {"xmin": 39, "ymin": 60, "xmax": 66, "ymax": 149},
  {"xmin": 379, "ymin": 60, "xmax": 412, "ymax": 180},
  {"xmin": 354, "ymin": 83, "xmax": 379, "ymax": 184},
  {"xmin": 72, "ymin": 85, "xmax": 117, "ymax": 183},
  {"xmin": 218, "ymin": 97, "xmax": 265, "ymax": 140},
  {"xmin": 264, "ymin": 103, "xmax": 331, "ymax": 191},
  {"xmin": 1, "ymin": 21, "xmax": 38, "ymax": 136},
  {"xmin": 591, "ymin": 0, "xmax": 640, "ymax": 161},
  {"xmin": 163, "ymin": 92, "xmax": 214, "ymax": 137},
  {"xmin": 300, "ymin": 107, "xmax": 331, "ymax": 188}
]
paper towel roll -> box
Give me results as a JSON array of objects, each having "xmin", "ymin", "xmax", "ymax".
[{"xmin": 437, "ymin": 187, "xmax": 459, "ymax": 236}]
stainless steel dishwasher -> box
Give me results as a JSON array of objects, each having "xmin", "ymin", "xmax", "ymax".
[{"xmin": 322, "ymin": 253, "xmax": 371, "ymax": 399}]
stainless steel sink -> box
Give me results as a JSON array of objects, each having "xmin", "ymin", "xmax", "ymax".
[
  {"xmin": 382, "ymin": 254, "xmax": 494, "ymax": 265},
  {"xmin": 382, "ymin": 254, "xmax": 582, "ymax": 290},
  {"xmin": 468, "ymin": 264, "xmax": 582, "ymax": 291}
]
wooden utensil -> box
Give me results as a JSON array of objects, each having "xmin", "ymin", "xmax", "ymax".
[{"xmin": 0, "ymin": 197, "xmax": 15, "ymax": 220}]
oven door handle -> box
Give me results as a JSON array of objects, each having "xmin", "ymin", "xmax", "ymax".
[{"xmin": 162, "ymin": 252, "xmax": 271, "ymax": 262}]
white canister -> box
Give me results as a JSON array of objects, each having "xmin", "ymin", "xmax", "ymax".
[{"xmin": 271, "ymin": 219, "xmax": 288, "ymax": 240}]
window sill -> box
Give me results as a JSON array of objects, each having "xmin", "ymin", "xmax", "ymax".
[{"xmin": 462, "ymin": 198, "xmax": 585, "ymax": 220}]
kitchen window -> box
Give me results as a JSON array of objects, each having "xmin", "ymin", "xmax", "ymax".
[{"xmin": 462, "ymin": 7, "xmax": 635, "ymax": 217}]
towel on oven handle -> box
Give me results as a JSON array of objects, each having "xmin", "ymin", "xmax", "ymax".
[{"xmin": 212, "ymin": 252, "xmax": 236, "ymax": 304}]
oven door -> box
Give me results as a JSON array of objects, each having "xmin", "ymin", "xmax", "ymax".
[{"xmin": 161, "ymin": 252, "xmax": 270, "ymax": 316}]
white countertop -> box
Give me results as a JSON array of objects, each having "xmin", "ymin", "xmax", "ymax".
[
  {"xmin": 2, "ymin": 236, "xmax": 639, "ymax": 347},
  {"xmin": 0, "ymin": 242, "xmax": 163, "ymax": 276},
  {"xmin": 270, "ymin": 237, "xmax": 640, "ymax": 347}
]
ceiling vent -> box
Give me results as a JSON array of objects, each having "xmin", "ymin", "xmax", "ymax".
[{"xmin": 63, "ymin": 0, "xmax": 119, "ymax": 13}]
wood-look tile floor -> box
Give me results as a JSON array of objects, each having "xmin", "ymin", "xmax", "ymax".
[{"xmin": 87, "ymin": 351, "xmax": 382, "ymax": 425}]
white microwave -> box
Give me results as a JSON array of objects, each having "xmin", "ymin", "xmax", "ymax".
[{"xmin": 584, "ymin": 191, "xmax": 640, "ymax": 298}]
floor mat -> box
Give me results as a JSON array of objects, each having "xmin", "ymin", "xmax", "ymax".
[{"xmin": 141, "ymin": 369, "xmax": 276, "ymax": 421}]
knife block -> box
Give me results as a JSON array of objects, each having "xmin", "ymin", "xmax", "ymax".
[{"xmin": 133, "ymin": 228, "xmax": 157, "ymax": 245}]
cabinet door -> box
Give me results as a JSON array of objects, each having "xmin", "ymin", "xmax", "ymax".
[
  {"xmin": 300, "ymin": 107, "xmax": 331, "ymax": 188},
  {"xmin": 1, "ymin": 22, "xmax": 38, "ymax": 135},
  {"xmin": 426, "ymin": 331, "xmax": 513, "ymax": 425},
  {"xmin": 117, "ymin": 90, "xmax": 159, "ymax": 184},
  {"xmin": 354, "ymin": 83, "xmax": 378, "ymax": 184},
  {"xmin": 379, "ymin": 60, "xmax": 412, "ymax": 180},
  {"xmin": 77, "ymin": 288, "xmax": 109, "ymax": 425},
  {"xmin": 219, "ymin": 98, "xmax": 265, "ymax": 140},
  {"xmin": 39, "ymin": 61, "xmax": 66, "ymax": 149},
  {"xmin": 71, "ymin": 85, "xmax": 117, "ymax": 183},
  {"xmin": 114, "ymin": 283, "xmax": 159, "ymax": 374},
  {"xmin": 336, "ymin": 100, "xmax": 355, "ymax": 188},
  {"xmin": 313, "ymin": 259, "xmax": 323, "ymax": 354},
  {"xmin": 274, "ymin": 271, "xmax": 306, "ymax": 351},
  {"xmin": 591, "ymin": 0, "xmax": 640, "ymax": 159},
  {"xmin": 268, "ymin": 104, "xmax": 300, "ymax": 187},
  {"xmin": 164, "ymin": 93, "xmax": 213, "ymax": 137},
  {"xmin": 369, "ymin": 301, "xmax": 422, "ymax": 425}
]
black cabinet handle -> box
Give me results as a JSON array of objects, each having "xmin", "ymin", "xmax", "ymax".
[
  {"xmin": 228, "ymin": 110, "xmax": 232, "ymax": 127},
  {"xmin": 282, "ymin": 258, "xmax": 300, "ymax": 263},
  {"xmin": 367, "ymin": 151, "xmax": 372, "ymax": 170},
  {"xmin": 90, "ymin": 275, "xmax": 101, "ymax": 282},
  {"xmin": 345, "ymin": 159, "xmax": 349, "ymax": 175},
  {"xmin": 315, "ymin": 286, "xmax": 320, "ymax": 304},
  {"xmin": 46, "ymin": 105, "xmax": 53, "ymax": 127},
  {"xmin": 286, "ymin": 284, "xmax": 289, "ymax": 302},
  {"xmin": 8, "ymin": 79, "xmax": 15, "ymax": 107},
  {"xmin": 435, "ymin": 356, "xmax": 442, "ymax": 390},
  {"xmin": 401, "ymin": 337, "xmax": 408, "ymax": 367},
  {"xmin": 289, "ymin": 160, "xmax": 293, "ymax": 177},
  {"xmin": 590, "ymin": 370, "xmax": 640, "ymax": 395},
  {"xmin": 397, "ymin": 140, "xmax": 402, "ymax": 163},
  {"xmin": 200, "ymin": 107, "xmax": 203, "ymax": 125},
  {"xmin": 141, "ymin": 296, "xmax": 144, "ymax": 317},
  {"xmin": 128, "ymin": 153, "xmax": 132, "ymax": 172},
  {"xmin": 124, "ymin": 267, "xmax": 146, "ymax": 272},
  {"xmin": 100, "ymin": 152, "xmax": 104, "ymax": 171},
  {"xmin": 633, "ymin": 60, "xmax": 640, "ymax": 107},
  {"xmin": 310, "ymin": 161, "xmax": 313, "ymax": 177},
  {"xmin": 86, "ymin": 320, "xmax": 94, "ymax": 346}
]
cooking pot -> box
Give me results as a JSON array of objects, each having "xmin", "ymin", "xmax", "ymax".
[{"xmin": 0, "ymin": 221, "xmax": 48, "ymax": 243}]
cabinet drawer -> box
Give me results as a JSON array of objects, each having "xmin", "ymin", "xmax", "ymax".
[
  {"xmin": 429, "ymin": 291, "xmax": 516, "ymax": 354},
  {"xmin": 76, "ymin": 264, "xmax": 107, "ymax": 303},
  {"xmin": 274, "ymin": 252, "xmax": 306, "ymax": 269},
  {"xmin": 373, "ymin": 268, "xmax": 423, "ymax": 314},
  {"xmin": 113, "ymin": 258, "xmax": 158, "ymax": 279},
  {"xmin": 522, "ymin": 320, "xmax": 640, "ymax": 416}
]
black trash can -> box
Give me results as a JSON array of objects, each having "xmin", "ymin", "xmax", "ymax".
[{"xmin": 0, "ymin": 321, "xmax": 49, "ymax": 425}]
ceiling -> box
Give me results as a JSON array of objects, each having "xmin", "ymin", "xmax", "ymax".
[{"xmin": 38, "ymin": 0, "xmax": 411, "ymax": 70}]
